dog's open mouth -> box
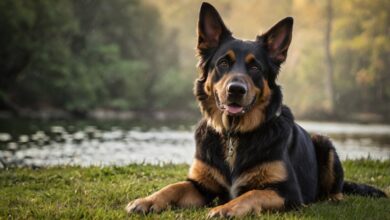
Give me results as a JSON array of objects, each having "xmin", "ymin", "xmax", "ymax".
[
  {"xmin": 215, "ymin": 92, "xmax": 257, "ymax": 116},
  {"xmin": 225, "ymin": 103, "xmax": 244, "ymax": 115}
]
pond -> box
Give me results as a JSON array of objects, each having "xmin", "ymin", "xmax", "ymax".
[{"xmin": 0, "ymin": 119, "xmax": 389, "ymax": 167}]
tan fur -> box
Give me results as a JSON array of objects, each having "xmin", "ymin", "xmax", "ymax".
[
  {"xmin": 230, "ymin": 161, "xmax": 287, "ymax": 198},
  {"xmin": 208, "ymin": 189, "xmax": 285, "ymax": 218},
  {"xmin": 204, "ymin": 73, "xmax": 229, "ymax": 132},
  {"xmin": 235, "ymin": 78, "xmax": 271, "ymax": 132},
  {"xmin": 204, "ymin": 72, "xmax": 272, "ymax": 133},
  {"xmin": 198, "ymin": 71, "xmax": 224, "ymax": 130},
  {"xmin": 245, "ymin": 53, "xmax": 256, "ymax": 63},
  {"xmin": 322, "ymin": 150, "xmax": 335, "ymax": 194},
  {"xmin": 204, "ymin": 71, "xmax": 214, "ymax": 96},
  {"xmin": 329, "ymin": 193, "xmax": 343, "ymax": 201},
  {"xmin": 236, "ymin": 160, "xmax": 287, "ymax": 186},
  {"xmin": 226, "ymin": 49, "xmax": 236, "ymax": 61},
  {"xmin": 126, "ymin": 181, "xmax": 205, "ymax": 213},
  {"xmin": 188, "ymin": 159, "xmax": 229, "ymax": 192}
]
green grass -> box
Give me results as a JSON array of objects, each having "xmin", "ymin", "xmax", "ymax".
[{"xmin": 1, "ymin": 160, "xmax": 389, "ymax": 220}]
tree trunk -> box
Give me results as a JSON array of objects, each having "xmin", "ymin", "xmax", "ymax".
[{"xmin": 324, "ymin": 0, "xmax": 335, "ymax": 114}]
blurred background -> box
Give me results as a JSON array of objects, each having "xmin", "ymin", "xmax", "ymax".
[{"xmin": 0, "ymin": 0, "xmax": 389, "ymax": 167}]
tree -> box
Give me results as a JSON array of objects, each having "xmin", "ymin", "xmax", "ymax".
[{"xmin": 324, "ymin": 0, "xmax": 335, "ymax": 114}]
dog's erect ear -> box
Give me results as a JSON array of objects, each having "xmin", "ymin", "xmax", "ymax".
[
  {"xmin": 197, "ymin": 2, "xmax": 232, "ymax": 50},
  {"xmin": 257, "ymin": 17, "xmax": 293, "ymax": 64}
]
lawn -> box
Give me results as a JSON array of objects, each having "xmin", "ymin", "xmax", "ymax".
[{"xmin": 1, "ymin": 160, "xmax": 389, "ymax": 219}]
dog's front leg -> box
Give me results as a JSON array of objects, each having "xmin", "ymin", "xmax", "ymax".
[
  {"xmin": 207, "ymin": 189, "xmax": 284, "ymax": 218},
  {"xmin": 126, "ymin": 181, "xmax": 205, "ymax": 214}
]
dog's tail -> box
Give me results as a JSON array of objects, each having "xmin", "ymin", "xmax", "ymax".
[{"xmin": 342, "ymin": 181, "xmax": 387, "ymax": 198}]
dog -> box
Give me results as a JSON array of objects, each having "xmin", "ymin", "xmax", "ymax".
[{"xmin": 126, "ymin": 2, "xmax": 387, "ymax": 218}]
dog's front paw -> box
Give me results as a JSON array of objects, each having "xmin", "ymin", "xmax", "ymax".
[
  {"xmin": 126, "ymin": 197, "xmax": 168, "ymax": 214},
  {"xmin": 207, "ymin": 203, "xmax": 260, "ymax": 218}
]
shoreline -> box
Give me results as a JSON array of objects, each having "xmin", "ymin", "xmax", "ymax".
[{"xmin": 0, "ymin": 109, "xmax": 388, "ymax": 125}]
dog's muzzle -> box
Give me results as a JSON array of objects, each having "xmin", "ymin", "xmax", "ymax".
[{"xmin": 215, "ymin": 91, "xmax": 257, "ymax": 116}]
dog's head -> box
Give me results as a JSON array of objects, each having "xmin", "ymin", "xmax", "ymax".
[{"xmin": 195, "ymin": 2, "xmax": 293, "ymax": 133}]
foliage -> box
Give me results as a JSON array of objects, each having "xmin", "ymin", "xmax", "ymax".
[
  {"xmin": 0, "ymin": 0, "xmax": 182, "ymax": 113},
  {"xmin": 332, "ymin": 0, "xmax": 390, "ymax": 115},
  {"xmin": 0, "ymin": 160, "xmax": 389, "ymax": 219}
]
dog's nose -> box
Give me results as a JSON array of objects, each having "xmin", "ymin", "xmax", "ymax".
[{"xmin": 227, "ymin": 82, "xmax": 247, "ymax": 96}]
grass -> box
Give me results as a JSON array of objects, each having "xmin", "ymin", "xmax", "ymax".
[{"xmin": 0, "ymin": 160, "xmax": 389, "ymax": 220}]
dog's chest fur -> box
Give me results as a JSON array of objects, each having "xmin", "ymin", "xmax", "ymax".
[
  {"xmin": 222, "ymin": 150, "xmax": 286, "ymax": 200},
  {"xmin": 194, "ymin": 119, "xmax": 289, "ymax": 200}
]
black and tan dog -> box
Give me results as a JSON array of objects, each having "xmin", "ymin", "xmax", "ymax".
[{"xmin": 126, "ymin": 2, "xmax": 386, "ymax": 218}]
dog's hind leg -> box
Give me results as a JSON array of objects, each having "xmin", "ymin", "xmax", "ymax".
[
  {"xmin": 312, "ymin": 134, "xmax": 387, "ymax": 199},
  {"xmin": 312, "ymin": 134, "xmax": 344, "ymax": 201}
]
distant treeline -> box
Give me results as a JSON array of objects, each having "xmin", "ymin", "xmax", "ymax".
[
  {"xmin": 0, "ymin": 0, "xmax": 389, "ymax": 122},
  {"xmin": 0, "ymin": 0, "xmax": 192, "ymax": 116}
]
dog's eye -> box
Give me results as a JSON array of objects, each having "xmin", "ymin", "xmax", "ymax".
[
  {"xmin": 218, "ymin": 60, "xmax": 229, "ymax": 70},
  {"xmin": 249, "ymin": 65, "xmax": 259, "ymax": 73}
]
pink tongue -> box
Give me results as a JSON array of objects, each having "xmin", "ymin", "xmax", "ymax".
[{"xmin": 226, "ymin": 105, "xmax": 243, "ymax": 114}]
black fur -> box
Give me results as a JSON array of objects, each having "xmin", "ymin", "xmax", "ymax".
[
  {"xmin": 343, "ymin": 181, "xmax": 387, "ymax": 198},
  {"xmin": 312, "ymin": 134, "xmax": 344, "ymax": 199},
  {"xmin": 190, "ymin": 2, "xmax": 387, "ymax": 211},
  {"xmin": 126, "ymin": 3, "xmax": 387, "ymax": 217}
]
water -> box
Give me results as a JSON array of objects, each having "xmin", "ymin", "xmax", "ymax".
[{"xmin": 0, "ymin": 119, "xmax": 389, "ymax": 167}]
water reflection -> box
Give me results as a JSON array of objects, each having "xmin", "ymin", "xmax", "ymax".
[{"xmin": 0, "ymin": 121, "xmax": 389, "ymax": 167}]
